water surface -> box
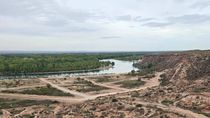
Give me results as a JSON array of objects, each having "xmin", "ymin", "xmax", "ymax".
[
  {"xmin": 0, "ymin": 59, "xmax": 138, "ymax": 79},
  {"xmin": 50, "ymin": 59, "xmax": 138, "ymax": 78}
]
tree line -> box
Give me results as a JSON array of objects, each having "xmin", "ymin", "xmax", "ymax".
[
  {"xmin": 0, "ymin": 54, "xmax": 111, "ymax": 75},
  {"xmin": 0, "ymin": 53, "xmax": 145, "ymax": 76}
]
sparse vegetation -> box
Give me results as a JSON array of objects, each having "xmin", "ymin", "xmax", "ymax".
[
  {"xmin": 0, "ymin": 98, "xmax": 55, "ymax": 114},
  {"xmin": 159, "ymin": 74, "xmax": 170, "ymax": 86},
  {"xmin": 177, "ymin": 100, "xmax": 210, "ymax": 117},
  {"xmin": 136, "ymin": 104, "xmax": 143, "ymax": 108},
  {"xmin": 74, "ymin": 79, "xmax": 108, "ymax": 92},
  {"xmin": 1, "ymin": 51, "xmax": 210, "ymax": 117},
  {"xmin": 2, "ymin": 86, "xmax": 74, "ymax": 96},
  {"xmin": 112, "ymin": 98, "xmax": 118, "ymax": 102},
  {"xmin": 130, "ymin": 91, "xmax": 140, "ymax": 97},
  {"xmin": 142, "ymin": 74, "xmax": 155, "ymax": 78},
  {"xmin": 95, "ymin": 77, "xmax": 113, "ymax": 83},
  {"xmin": 0, "ymin": 79, "xmax": 40, "ymax": 88},
  {"xmin": 116, "ymin": 80, "xmax": 145, "ymax": 88},
  {"xmin": 161, "ymin": 99, "xmax": 174, "ymax": 106},
  {"xmin": 192, "ymin": 87, "xmax": 210, "ymax": 93},
  {"xmin": 129, "ymin": 62, "xmax": 155, "ymax": 76}
]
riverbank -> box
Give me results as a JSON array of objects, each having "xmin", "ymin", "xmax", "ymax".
[{"xmin": 0, "ymin": 59, "xmax": 138, "ymax": 79}]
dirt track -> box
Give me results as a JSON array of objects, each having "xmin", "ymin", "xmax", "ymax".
[
  {"xmin": 134, "ymin": 101, "xmax": 208, "ymax": 118},
  {"xmin": 83, "ymin": 78, "xmax": 129, "ymax": 91},
  {"xmin": 0, "ymin": 93, "xmax": 84, "ymax": 103},
  {"xmin": 0, "ymin": 72, "xmax": 162, "ymax": 103},
  {"xmin": 0, "ymin": 72, "xmax": 208, "ymax": 118},
  {"xmin": 39, "ymin": 78, "xmax": 89, "ymax": 98}
]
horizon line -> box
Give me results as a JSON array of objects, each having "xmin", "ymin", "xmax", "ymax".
[{"xmin": 0, "ymin": 49, "xmax": 208, "ymax": 54}]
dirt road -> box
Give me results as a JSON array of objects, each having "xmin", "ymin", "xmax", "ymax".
[
  {"xmin": 39, "ymin": 78, "xmax": 89, "ymax": 98},
  {"xmin": 0, "ymin": 72, "xmax": 207, "ymax": 118},
  {"xmin": 0, "ymin": 93, "xmax": 84, "ymax": 103},
  {"xmin": 0, "ymin": 84, "xmax": 46, "ymax": 91},
  {"xmin": 92, "ymin": 72, "xmax": 162, "ymax": 98},
  {"xmin": 83, "ymin": 78, "xmax": 128, "ymax": 91},
  {"xmin": 0, "ymin": 72, "xmax": 162, "ymax": 102}
]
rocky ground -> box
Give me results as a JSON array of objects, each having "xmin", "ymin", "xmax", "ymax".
[{"xmin": 0, "ymin": 50, "xmax": 210, "ymax": 118}]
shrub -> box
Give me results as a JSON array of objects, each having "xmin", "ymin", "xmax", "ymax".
[
  {"xmin": 161, "ymin": 99, "xmax": 174, "ymax": 106},
  {"xmin": 136, "ymin": 104, "xmax": 143, "ymax": 108},
  {"xmin": 112, "ymin": 98, "xmax": 118, "ymax": 102},
  {"xmin": 116, "ymin": 80, "xmax": 145, "ymax": 89},
  {"xmin": 159, "ymin": 74, "xmax": 170, "ymax": 86}
]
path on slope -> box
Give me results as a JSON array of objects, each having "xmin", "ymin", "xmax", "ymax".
[
  {"xmin": 0, "ymin": 71, "xmax": 207, "ymax": 118},
  {"xmin": 0, "ymin": 72, "xmax": 162, "ymax": 103},
  {"xmin": 92, "ymin": 72, "xmax": 162, "ymax": 98},
  {"xmin": 134, "ymin": 101, "xmax": 208, "ymax": 118},
  {"xmin": 83, "ymin": 78, "xmax": 128, "ymax": 91}
]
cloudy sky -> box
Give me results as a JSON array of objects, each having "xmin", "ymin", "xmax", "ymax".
[{"xmin": 0, "ymin": 0, "xmax": 210, "ymax": 51}]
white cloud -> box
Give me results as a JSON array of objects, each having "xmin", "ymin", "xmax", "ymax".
[{"xmin": 0, "ymin": 0, "xmax": 210, "ymax": 51}]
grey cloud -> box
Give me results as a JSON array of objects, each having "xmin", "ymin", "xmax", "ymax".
[
  {"xmin": 134, "ymin": 16, "xmax": 154, "ymax": 22},
  {"xmin": 40, "ymin": 11, "xmax": 94, "ymax": 27},
  {"xmin": 116, "ymin": 15, "xmax": 132, "ymax": 21},
  {"xmin": 173, "ymin": 0, "xmax": 187, "ymax": 3},
  {"xmin": 133, "ymin": 16, "xmax": 141, "ymax": 21},
  {"xmin": 63, "ymin": 10, "xmax": 94, "ymax": 22},
  {"xmin": 0, "ymin": 27, "xmax": 51, "ymax": 36},
  {"xmin": 0, "ymin": 25, "xmax": 98, "ymax": 36},
  {"xmin": 100, "ymin": 36, "xmax": 121, "ymax": 39},
  {"xmin": 191, "ymin": 1, "xmax": 210, "ymax": 9},
  {"xmin": 142, "ymin": 22, "xmax": 172, "ymax": 27},
  {"xmin": 0, "ymin": 0, "xmax": 102, "ymax": 36},
  {"xmin": 168, "ymin": 14, "xmax": 210, "ymax": 24},
  {"xmin": 143, "ymin": 14, "xmax": 210, "ymax": 27},
  {"xmin": 117, "ymin": 15, "xmax": 154, "ymax": 23},
  {"xmin": 0, "ymin": 0, "xmax": 53, "ymax": 17},
  {"xmin": 0, "ymin": 0, "xmax": 99, "ymax": 24}
]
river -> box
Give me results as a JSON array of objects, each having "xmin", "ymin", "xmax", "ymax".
[
  {"xmin": 98, "ymin": 59, "xmax": 138, "ymax": 74},
  {"xmin": 0, "ymin": 59, "xmax": 138, "ymax": 79},
  {"xmin": 49, "ymin": 59, "xmax": 138, "ymax": 78}
]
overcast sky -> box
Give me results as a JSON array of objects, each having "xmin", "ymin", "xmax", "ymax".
[{"xmin": 0, "ymin": 0, "xmax": 210, "ymax": 51}]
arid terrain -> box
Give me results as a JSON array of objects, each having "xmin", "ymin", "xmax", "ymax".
[{"xmin": 0, "ymin": 50, "xmax": 210, "ymax": 118}]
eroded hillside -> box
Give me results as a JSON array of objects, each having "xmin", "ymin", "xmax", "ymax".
[{"xmin": 1, "ymin": 50, "xmax": 210, "ymax": 118}]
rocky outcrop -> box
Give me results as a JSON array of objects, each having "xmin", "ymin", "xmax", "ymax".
[{"xmin": 140, "ymin": 50, "xmax": 210, "ymax": 85}]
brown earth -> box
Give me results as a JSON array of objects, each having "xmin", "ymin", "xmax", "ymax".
[{"xmin": 0, "ymin": 50, "xmax": 210, "ymax": 118}]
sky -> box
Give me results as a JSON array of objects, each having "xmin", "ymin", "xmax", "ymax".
[{"xmin": 0, "ymin": 0, "xmax": 210, "ymax": 52}]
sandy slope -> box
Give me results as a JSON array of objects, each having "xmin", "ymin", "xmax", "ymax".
[{"xmin": 0, "ymin": 72, "xmax": 207, "ymax": 118}]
